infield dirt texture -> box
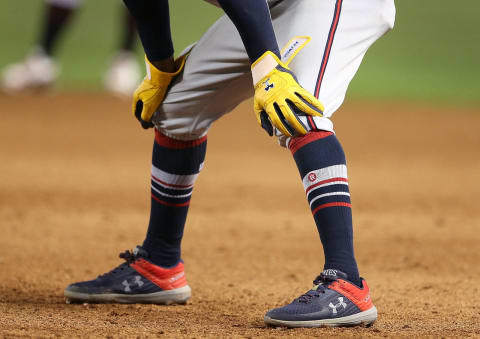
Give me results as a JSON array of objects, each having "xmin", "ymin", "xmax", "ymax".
[{"xmin": 1, "ymin": 94, "xmax": 479, "ymax": 337}]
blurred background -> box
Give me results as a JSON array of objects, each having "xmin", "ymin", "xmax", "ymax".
[{"xmin": 0, "ymin": 0, "xmax": 479, "ymax": 103}]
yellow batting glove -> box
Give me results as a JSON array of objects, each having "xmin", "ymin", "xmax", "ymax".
[
  {"xmin": 251, "ymin": 51, "xmax": 324, "ymax": 137},
  {"xmin": 132, "ymin": 55, "xmax": 187, "ymax": 129}
]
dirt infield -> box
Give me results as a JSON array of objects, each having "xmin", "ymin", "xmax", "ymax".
[{"xmin": 0, "ymin": 92, "xmax": 479, "ymax": 338}]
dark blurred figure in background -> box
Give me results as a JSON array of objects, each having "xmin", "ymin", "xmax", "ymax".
[{"xmin": 1, "ymin": 0, "xmax": 140, "ymax": 96}]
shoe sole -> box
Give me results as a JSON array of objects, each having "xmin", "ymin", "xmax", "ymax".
[
  {"xmin": 264, "ymin": 306, "xmax": 377, "ymax": 328},
  {"xmin": 64, "ymin": 285, "xmax": 191, "ymax": 305}
]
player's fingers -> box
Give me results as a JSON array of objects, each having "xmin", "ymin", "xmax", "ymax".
[
  {"xmin": 140, "ymin": 102, "xmax": 155, "ymax": 122},
  {"xmin": 134, "ymin": 100, "xmax": 144, "ymax": 122},
  {"xmin": 140, "ymin": 120, "xmax": 154, "ymax": 129},
  {"xmin": 278, "ymin": 102, "xmax": 306, "ymax": 136},
  {"xmin": 284, "ymin": 99, "xmax": 309, "ymax": 135},
  {"xmin": 133, "ymin": 100, "xmax": 154, "ymax": 129},
  {"xmin": 293, "ymin": 89, "xmax": 324, "ymax": 117},
  {"xmin": 269, "ymin": 103, "xmax": 293, "ymax": 137},
  {"xmin": 259, "ymin": 110, "xmax": 274, "ymax": 136}
]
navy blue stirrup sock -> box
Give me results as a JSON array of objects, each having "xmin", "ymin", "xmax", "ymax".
[
  {"xmin": 289, "ymin": 131, "xmax": 361, "ymax": 286},
  {"xmin": 142, "ymin": 130, "xmax": 207, "ymax": 267}
]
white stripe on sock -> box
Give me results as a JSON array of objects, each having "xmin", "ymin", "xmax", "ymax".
[
  {"xmin": 151, "ymin": 165, "xmax": 199, "ymax": 188},
  {"xmin": 307, "ymin": 181, "xmax": 349, "ymax": 198},
  {"xmin": 151, "ymin": 185, "xmax": 193, "ymax": 199}
]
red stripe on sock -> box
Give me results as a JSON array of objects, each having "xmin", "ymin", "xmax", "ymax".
[
  {"xmin": 151, "ymin": 193, "xmax": 190, "ymax": 207},
  {"xmin": 151, "ymin": 175, "xmax": 193, "ymax": 189},
  {"xmin": 312, "ymin": 202, "xmax": 351, "ymax": 215},
  {"xmin": 289, "ymin": 131, "xmax": 333, "ymax": 155},
  {"xmin": 155, "ymin": 129, "xmax": 207, "ymax": 149},
  {"xmin": 306, "ymin": 177, "xmax": 348, "ymax": 195}
]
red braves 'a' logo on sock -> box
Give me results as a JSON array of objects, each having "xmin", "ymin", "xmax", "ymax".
[{"xmin": 308, "ymin": 173, "xmax": 317, "ymax": 182}]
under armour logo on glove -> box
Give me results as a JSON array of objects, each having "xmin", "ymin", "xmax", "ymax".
[
  {"xmin": 122, "ymin": 275, "xmax": 144, "ymax": 292},
  {"xmin": 329, "ymin": 297, "xmax": 347, "ymax": 314},
  {"xmin": 252, "ymin": 51, "xmax": 324, "ymax": 137},
  {"xmin": 263, "ymin": 79, "xmax": 274, "ymax": 91}
]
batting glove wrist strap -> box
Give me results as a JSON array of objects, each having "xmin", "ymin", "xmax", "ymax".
[
  {"xmin": 132, "ymin": 55, "xmax": 187, "ymax": 129},
  {"xmin": 251, "ymin": 50, "xmax": 324, "ymax": 137}
]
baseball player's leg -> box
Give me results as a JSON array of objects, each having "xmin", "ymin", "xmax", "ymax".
[
  {"xmin": 264, "ymin": 0, "xmax": 395, "ymax": 327},
  {"xmin": 140, "ymin": 0, "xmax": 395, "ymax": 307},
  {"xmin": 140, "ymin": 14, "xmax": 252, "ymax": 274},
  {"xmin": 141, "ymin": 130, "xmax": 206, "ymax": 267},
  {"xmin": 1, "ymin": 0, "xmax": 81, "ymax": 92},
  {"xmin": 151, "ymin": 15, "xmax": 253, "ymax": 141},
  {"xmin": 104, "ymin": 8, "xmax": 141, "ymax": 97},
  {"xmin": 278, "ymin": 0, "xmax": 395, "ymax": 118},
  {"xmin": 64, "ymin": 127, "xmax": 202, "ymax": 304},
  {"xmin": 42, "ymin": 0, "xmax": 81, "ymax": 55},
  {"xmin": 64, "ymin": 130, "xmax": 198, "ymax": 304},
  {"xmin": 272, "ymin": 0, "xmax": 395, "ymax": 278},
  {"xmin": 64, "ymin": 14, "xmax": 251, "ymax": 304},
  {"xmin": 118, "ymin": 8, "xmax": 137, "ymax": 53}
]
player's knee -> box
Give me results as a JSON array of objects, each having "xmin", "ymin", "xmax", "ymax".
[
  {"xmin": 152, "ymin": 107, "xmax": 215, "ymax": 142},
  {"xmin": 154, "ymin": 127, "xmax": 209, "ymax": 142},
  {"xmin": 276, "ymin": 116, "xmax": 335, "ymax": 149}
]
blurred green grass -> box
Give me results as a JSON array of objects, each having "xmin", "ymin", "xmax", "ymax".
[
  {"xmin": 0, "ymin": 0, "xmax": 478, "ymax": 104},
  {"xmin": 349, "ymin": 0, "xmax": 480, "ymax": 104}
]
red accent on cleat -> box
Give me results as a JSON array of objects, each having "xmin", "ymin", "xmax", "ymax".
[
  {"xmin": 329, "ymin": 279, "xmax": 373, "ymax": 312},
  {"xmin": 131, "ymin": 260, "xmax": 188, "ymax": 290}
]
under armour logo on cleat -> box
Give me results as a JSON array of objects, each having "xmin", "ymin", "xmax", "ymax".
[
  {"xmin": 134, "ymin": 275, "xmax": 144, "ymax": 287},
  {"xmin": 329, "ymin": 297, "xmax": 347, "ymax": 314},
  {"xmin": 122, "ymin": 275, "xmax": 144, "ymax": 292},
  {"xmin": 263, "ymin": 79, "xmax": 274, "ymax": 91},
  {"xmin": 122, "ymin": 280, "xmax": 131, "ymax": 292}
]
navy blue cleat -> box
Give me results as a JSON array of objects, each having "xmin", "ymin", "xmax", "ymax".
[
  {"xmin": 64, "ymin": 246, "xmax": 191, "ymax": 304},
  {"xmin": 264, "ymin": 270, "xmax": 377, "ymax": 327}
]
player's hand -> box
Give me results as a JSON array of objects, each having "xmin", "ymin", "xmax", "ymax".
[
  {"xmin": 132, "ymin": 55, "xmax": 187, "ymax": 129},
  {"xmin": 252, "ymin": 51, "xmax": 324, "ymax": 137}
]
